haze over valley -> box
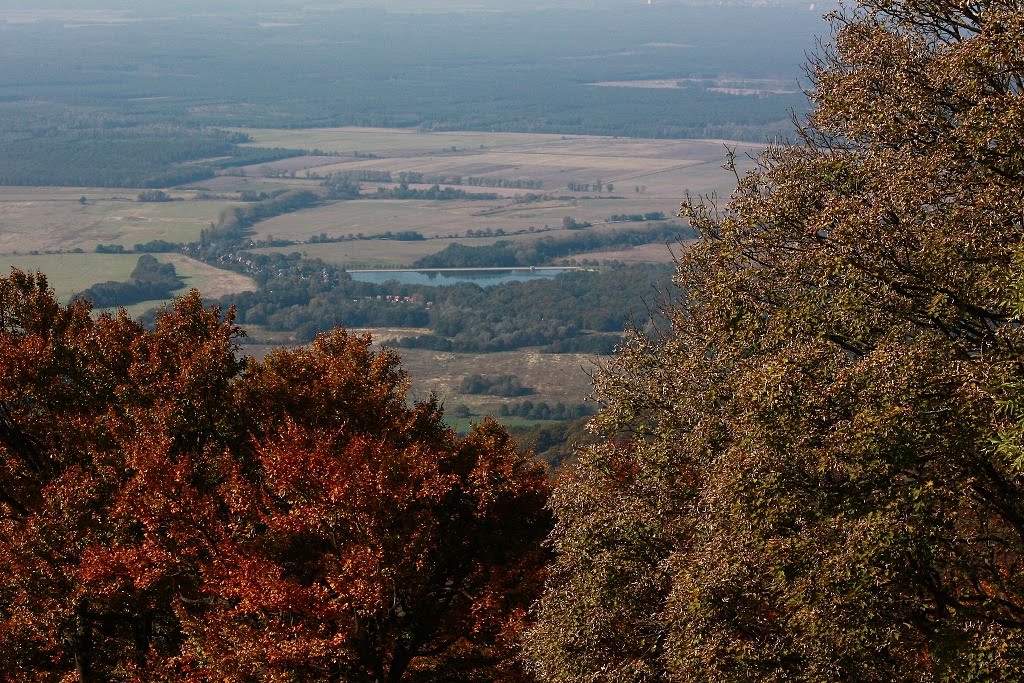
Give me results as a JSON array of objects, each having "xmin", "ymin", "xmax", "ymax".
[{"xmin": 0, "ymin": 0, "xmax": 830, "ymax": 440}]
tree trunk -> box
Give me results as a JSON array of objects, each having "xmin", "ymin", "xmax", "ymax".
[
  {"xmin": 72, "ymin": 599, "xmax": 92, "ymax": 683},
  {"xmin": 385, "ymin": 647, "xmax": 414, "ymax": 683}
]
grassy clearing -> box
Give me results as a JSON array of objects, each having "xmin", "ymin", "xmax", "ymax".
[
  {"xmin": 160, "ymin": 254, "xmax": 257, "ymax": 299},
  {"xmin": 237, "ymin": 339, "xmax": 602, "ymax": 411},
  {"xmin": 4, "ymin": 253, "xmax": 140, "ymax": 300},
  {"xmin": 102, "ymin": 201, "xmax": 237, "ymax": 249},
  {"xmin": 445, "ymin": 416, "xmax": 563, "ymax": 434},
  {"xmin": 237, "ymin": 338, "xmax": 602, "ymax": 424}
]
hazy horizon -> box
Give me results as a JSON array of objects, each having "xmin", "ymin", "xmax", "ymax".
[{"xmin": 0, "ymin": 0, "xmax": 829, "ymax": 13}]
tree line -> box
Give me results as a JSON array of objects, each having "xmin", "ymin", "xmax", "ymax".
[
  {"xmin": 413, "ymin": 223, "xmax": 694, "ymax": 268},
  {"xmin": 458, "ymin": 373, "xmax": 535, "ymax": 397},
  {"xmin": 374, "ymin": 183, "xmax": 500, "ymax": 201},
  {"xmin": 498, "ymin": 400, "xmax": 595, "ymax": 421},
  {"xmin": 204, "ymin": 189, "xmax": 321, "ymax": 244},
  {"xmin": 607, "ymin": 211, "xmax": 666, "ymax": 222},
  {"xmin": 319, "ymin": 170, "xmax": 543, "ymax": 189}
]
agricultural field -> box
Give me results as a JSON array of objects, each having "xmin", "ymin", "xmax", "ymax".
[
  {"xmin": 5, "ymin": 253, "xmax": 141, "ymax": 300},
  {"xmin": 235, "ymin": 127, "xmax": 758, "ymax": 200},
  {"xmin": 384, "ymin": 347, "xmax": 601, "ymax": 417},
  {"xmin": 559, "ymin": 241, "xmax": 686, "ymax": 264},
  {"xmin": 589, "ymin": 76, "xmax": 799, "ymax": 96},
  {"xmin": 248, "ymin": 236, "xmax": 519, "ymax": 269},
  {"xmin": 247, "ymin": 222, "xmax": 687, "ymax": 270},
  {"xmin": 4, "ymin": 252, "xmax": 255, "ymax": 316},
  {"xmin": 0, "ymin": 128, "xmax": 735, "ymax": 306},
  {"xmin": 0, "ymin": 187, "xmax": 237, "ymax": 253},
  {"xmin": 217, "ymin": 127, "xmax": 754, "ymax": 266},
  {"xmin": 239, "ymin": 336, "xmax": 601, "ymax": 426},
  {"xmin": 189, "ymin": 176, "xmax": 322, "ymax": 194},
  {"xmin": 247, "ymin": 196, "xmax": 678, "ymax": 240},
  {"xmin": 0, "ymin": 8, "xmax": 137, "ymax": 23},
  {"xmin": 234, "ymin": 128, "xmax": 562, "ymax": 158}
]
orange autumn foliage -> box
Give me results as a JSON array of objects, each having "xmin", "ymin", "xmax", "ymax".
[{"xmin": 0, "ymin": 270, "xmax": 550, "ymax": 682}]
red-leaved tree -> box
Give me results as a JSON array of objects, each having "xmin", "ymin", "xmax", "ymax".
[{"xmin": 0, "ymin": 270, "xmax": 550, "ymax": 682}]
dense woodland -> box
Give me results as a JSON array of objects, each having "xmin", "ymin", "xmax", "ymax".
[
  {"xmin": 0, "ymin": 118, "xmax": 302, "ymax": 187},
  {"xmin": 508, "ymin": 417, "xmax": 595, "ymax": 469},
  {"xmin": 0, "ymin": 282, "xmax": 549, "ymax": 681},
  {"xmin": 526, "ymin": 0, "xmax": 1024, "ymax": 678},
  {"xmin": 218, "ymin": 260, "xmax": 671, "ymax": 352}
]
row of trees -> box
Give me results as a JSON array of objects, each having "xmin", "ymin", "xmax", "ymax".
[
  {"xmin": 412, "ymin": 223, "xmax": 693, "ymax": 268},
  {"xmin": 374, "ymin": 184, "xmax": 500, "ymax": 201},
  {"xmin": 319, "ymin": 170, "xmax": 543, "ymax": 189},
  {"xmin": 96, "ymin": 240, "xmax": 181, "ymax": 254},
  {"xmin": 566, "ymin": 181, "xmax": 611, "ymax": 193},
  {"xmin": 204, "ymin": 190, "xmax": 321, "ymax": 244},
  {"xmin": 498, "ymin": 401, "xmax": 595, "ymax": 421},
  {"xmin": 309, "ymin": 230, "xmax": 426, "ymax": 243},
  {"xmin": 607, "ymin": 212, "xmax": 666, "ymax": 223}
]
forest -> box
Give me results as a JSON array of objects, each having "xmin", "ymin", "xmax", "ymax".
[
  {"xmin": 0, "ymin": 119, "xmax": 303, "ymax": 187},
  {"xmin": 0, "ymin": 285, "xmax": 550, "ymax": 682},
  {"xmin": 4, "ymin": 0, "xmax": 1024, "ymax": 680}
]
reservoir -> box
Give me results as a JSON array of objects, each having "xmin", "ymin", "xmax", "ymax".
[{"xmin": 347, "ymin": 267, "xmax": 573, "ymax": 287}]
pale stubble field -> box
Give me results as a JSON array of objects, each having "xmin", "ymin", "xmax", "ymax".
[
  {"xmin": 236, "ymin": 126, "xmax": 756, "ymax": 201},
  {"xmin": 0, "ymin": 128, "xmax": 745, "ymax": 331}
]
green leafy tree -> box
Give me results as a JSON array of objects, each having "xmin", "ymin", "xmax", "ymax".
[{"xmin": 526, "ymin": 0, "xmax": 1024, "ymax": 680}]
